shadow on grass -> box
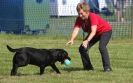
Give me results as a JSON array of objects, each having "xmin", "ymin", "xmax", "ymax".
[
  {"xmin": 61, "ymin": 67, "xmax": 83, "ymax": 72},
  {"xmin": 11, "ymin": 73, "xmax": 41, "ymax": 76},
  {"xmin": 3, "ymin": 67, "xmax": 89, "ymax": 76}
]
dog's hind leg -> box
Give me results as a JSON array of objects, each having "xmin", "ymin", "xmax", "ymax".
[
  {"xmin": 40, "ymin": 67, "xmax": 45, "ymax": 75},
  {"xmin": 51, "ymin": 64, "xmax": 61, "ymax": 74},
  {"xmin": 11, "ymin": 56, "xmax": 28, "ymax": 76},
  {"xmin": 11, "ymin": 64, "xmax": 18, "ymax": 76}
]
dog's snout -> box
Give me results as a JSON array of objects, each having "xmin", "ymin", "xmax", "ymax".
[{"xmin": 67, "ymin": 57, "xmax": 71, "ymax": 61}]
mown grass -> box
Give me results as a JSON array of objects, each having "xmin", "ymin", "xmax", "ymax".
[{"xmin": 0, "ymin": 34, "xmax": 133, "ymax": 83}]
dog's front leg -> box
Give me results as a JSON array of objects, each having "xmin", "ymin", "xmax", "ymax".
[
  {"xmin": 40, "ymin": 67, "xmax": 45, "ymax": 75},
  {"xmin": 51, "ymin": 64, "xmax": 61, "ymax": 74}
]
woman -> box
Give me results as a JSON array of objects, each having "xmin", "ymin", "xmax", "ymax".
[{"xmin": 66, "ymin": 2, "xmax": 112, "ymax": 72}]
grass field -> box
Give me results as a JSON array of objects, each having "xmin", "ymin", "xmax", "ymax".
[{"xmin": 0, "ymin": 34, "xmax": 133, "ymax": 83}]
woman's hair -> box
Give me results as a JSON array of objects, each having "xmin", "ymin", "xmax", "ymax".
[{"xmin": 76, "ymin": 2, "xmax": 90, "ymax": 13}]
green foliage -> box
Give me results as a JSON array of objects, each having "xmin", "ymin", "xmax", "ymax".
[{"xmin": 0, "ymin": 34, "xmax": 133, "ymax": 83}]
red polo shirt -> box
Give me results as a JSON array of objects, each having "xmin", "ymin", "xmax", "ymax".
[{"xmin": 74, "ymin": 12, "xmax": 112, "ymax": 36}]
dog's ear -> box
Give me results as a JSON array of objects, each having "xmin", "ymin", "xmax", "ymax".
[
  {"xmin": 58, "ymin": 51, "xmax": 65, "ymax": 58},
  {"xmin": 58, "ymin": 50, "xmax": 71, "ymax": 60},
  {"xmin": 49, "ymin": 49, "xmax": 62, "ymax": 59},
  {"xmin": 49, "ymin": 49, "xmax": 58, "ymax": 55},
  {"xmin": 50, "ymin": 49, "xmax": 70, "ymax": 61}
]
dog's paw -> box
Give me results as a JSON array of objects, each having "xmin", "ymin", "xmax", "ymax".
[{"xmin": 57, "ymin": 72, "xmax": 61, "ymax": 74}]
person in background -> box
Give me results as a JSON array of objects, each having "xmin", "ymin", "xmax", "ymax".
[
  {"xmin": 113, "ymin": 0, "xmax": 124, "ymax": 22},
  {"xmin": 86, "ymin": 0, "xmax": 113, "ymax": 16},
  {"xmin": 124, "ymin": 0, "xmax": 131, "ymax": 8},
  {"xmin": 98, "ymin": 0, "xmax": 107, "ymax": 12},
  {"xmin": 66, "ymin": 2, "xmax": 112, "ymax": 72},
  {"xmin": 98, "ymin": 0, "xmax": 113, "ymax": 16}
]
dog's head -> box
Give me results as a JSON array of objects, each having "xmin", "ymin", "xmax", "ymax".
[{"xmin": 49, "ymin": 49, "xmax": 71, "ymax": 64}]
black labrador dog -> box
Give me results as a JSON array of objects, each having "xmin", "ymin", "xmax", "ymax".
[{"xmin": 7, "ymin": 45, "xmax": 71, "ymax": 76}]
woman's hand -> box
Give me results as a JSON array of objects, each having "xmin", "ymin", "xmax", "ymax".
[
  {"xmin": 82, "ymin": 40, "xmax": 89, "ymax": 48},
  {"xmin": 66, "ymin": 40, "xmax": 74, "ymax": 46}
]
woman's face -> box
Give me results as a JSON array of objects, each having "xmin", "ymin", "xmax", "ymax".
[{"xmin": 78, "ymin": 9, "xmax": 89, "ymax": 20}]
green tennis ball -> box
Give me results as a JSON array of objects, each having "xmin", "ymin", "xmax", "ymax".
[{"xmin": 64, "ymin": 59, "xmax": 71, "ymax": 66}]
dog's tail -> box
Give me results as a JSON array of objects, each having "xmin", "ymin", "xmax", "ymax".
[{"xmin": 7, "ymin": 45, "xmax": 19, "ymax": 52}]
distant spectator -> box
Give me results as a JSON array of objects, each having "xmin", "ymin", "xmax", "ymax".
[
  {"xmin": 113, "ymin": 0, "xmax": 124, "ymax": 22},
  {"xmin": 124, "ymin": 0, "xmax": 132, "ymax": 8},
  {"xmin": 87, "ymin": 0, "xmax": 100, "ymax": 14},
  {"xmin": 98, "ymin": 0, "xmax": 113, "ymax": 16},
  {"xmin": 98, "ymin": 0, "xmax": 108, "ymax": 12},
  {"xmin": 87, "ymin": 0, "xmax": 113, "ymax": 16}
]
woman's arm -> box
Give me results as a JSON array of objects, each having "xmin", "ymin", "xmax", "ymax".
[
  {"xmin": 82, "ymin": 25, "xmax": 97, "ymax": 48},
  {"xmin": 87, "ymin": 25, "xmax": 97, "ymax": 42}
]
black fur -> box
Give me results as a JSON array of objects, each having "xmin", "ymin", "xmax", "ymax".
[{"xmin": 7, "ymin": 45, "xmax": 71, "ymax": 76}]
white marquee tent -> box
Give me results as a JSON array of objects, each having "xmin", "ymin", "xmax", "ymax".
[{"xmin": 49, "ymin": 0, "xmax": 82, "ymax": 16}]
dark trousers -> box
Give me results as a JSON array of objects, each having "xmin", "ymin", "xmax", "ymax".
[{"xmin": 79, "ymin": 30, "xmax": 112, "ymax": 70}]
